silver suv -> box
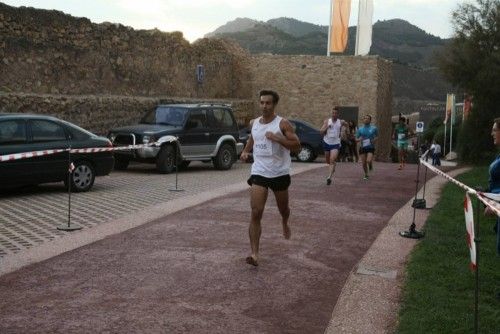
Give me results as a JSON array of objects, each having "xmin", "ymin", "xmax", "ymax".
[{"xmin": 108, "ymin": 104, "xmax": 244, "ymax": 173}]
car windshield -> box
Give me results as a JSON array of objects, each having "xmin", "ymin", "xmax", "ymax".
[{"xmin": 141, "ymin": 107, "xmax": 188, "ymax": 126}]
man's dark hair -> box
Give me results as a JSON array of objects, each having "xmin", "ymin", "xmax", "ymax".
[
  {"xmin": 399, "ymin": 116, "xmax": 406, "ymax": 122},
  {"xmin": 259, "ymin": 90, "xmax": 280, "ymax": 104},
  {"xmin": 366, "ymin": 114, "xmax": 372, "ymax": 121}
]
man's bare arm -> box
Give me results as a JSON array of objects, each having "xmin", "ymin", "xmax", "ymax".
[{"xmin": 240, "ymin": 120, "xmax": 254, "ymax": 162}]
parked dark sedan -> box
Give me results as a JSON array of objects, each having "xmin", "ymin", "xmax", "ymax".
[
  {"xmin": 0, "ymin": 114, "xmax": 114, "ymax": 192},
  {"xmin": 239, "ymin": 118, "xmax": 323, "ymax": 162}
]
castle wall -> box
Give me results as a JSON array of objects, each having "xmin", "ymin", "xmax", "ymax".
[{"xmin": 0, "ymin": 4, "xmax": 392, "ymax": 160}]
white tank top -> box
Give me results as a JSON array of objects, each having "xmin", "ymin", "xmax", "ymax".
[
  {"xmin": 251, "ymin": 116, "xmax": 291, "ymax": 178},
  {"xmin": 323, "ymin": 118, "xmax": 343, "ymax": 145}
]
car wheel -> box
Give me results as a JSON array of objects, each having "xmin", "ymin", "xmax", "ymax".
[
  {"xmin": 65, "ymin": 160, "xmax": 95, "ymax": 192},
  {"xmin": 296, "ymin": 144, "xmax": 316, "ymax": 162},
  {"xmin": 213, "ymin": 143, "xmax": 236, "ymax": 170},
  {"xmin": 114, "ymin": 156, "xmax": 130, "ymax": 170},
  {"xmin": 156, "ymin": 145, "xmax": 176, "ymax": 174}
]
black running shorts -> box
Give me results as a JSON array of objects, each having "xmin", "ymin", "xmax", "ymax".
[
  {"xmin": 247, "ymin": 174, "xmax": 291, "ymax": 192},
  {"xmin": 359, "ymin": 147, "xmax": 375, "ymax": 155}
]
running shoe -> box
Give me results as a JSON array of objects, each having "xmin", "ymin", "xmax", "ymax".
[
  {"xmin": 363, "ymin": 175, "xmax": 369, "ymax": 180},
  {"xmin": 326, "ymin": 178, "xmax": 332, "ymax": 185}
]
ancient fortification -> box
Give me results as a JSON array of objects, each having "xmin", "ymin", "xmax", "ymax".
[{"xmin": 0, "ymin": 3, "xmax": 393, "ymax": 160}]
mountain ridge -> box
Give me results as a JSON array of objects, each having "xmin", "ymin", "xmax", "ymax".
[{"xmin": 205, "ymin": 17, "xmax": 453, "ymax": 104}]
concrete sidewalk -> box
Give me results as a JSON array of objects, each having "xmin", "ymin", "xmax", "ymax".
[{"xmin": 0, "ymin": 162, "xmax": 430, "ymax": 333}]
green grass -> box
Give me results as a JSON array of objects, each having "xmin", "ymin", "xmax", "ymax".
[{"xmin": 397, "ymin": 167, "xmax": 500, "ymax": 333}]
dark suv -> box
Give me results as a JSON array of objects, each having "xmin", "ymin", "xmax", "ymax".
[{"xmin": 108, "ymin": 104, "xmax": 243, "ymax": 173}]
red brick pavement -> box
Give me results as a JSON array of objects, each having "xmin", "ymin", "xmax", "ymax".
[{"xmin": 0, "ymin": 162, "xmax": 422, "ymax": 333}]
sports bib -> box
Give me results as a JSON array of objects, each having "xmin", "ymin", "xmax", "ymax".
[
  {"xmin": 362, "ymin": 139, "xmax": 371, "ymax": 147},
  {"xmin": 254, "ymin": 138, "xmax": 273, "ymax": 156}
]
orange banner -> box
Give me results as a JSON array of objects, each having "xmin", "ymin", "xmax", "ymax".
[{"xmin": 329, "ymin": 0, "xmax": 352, "ymax": 53}]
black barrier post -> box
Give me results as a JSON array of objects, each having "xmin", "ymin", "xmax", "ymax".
[
  {"xmin": 58, "ymin": 146, "xmax": 83, "ymax": 231},
  {"xmin": 400, "ymin": 135, "xmax": 425, "ymax": 239},
  {"xmin": 416, "ymin": 165, "xmax": 429, "ymax": 209},
  {"xmin": 169, "ymin": 145, "xmax": 184, "ymax": 192}
]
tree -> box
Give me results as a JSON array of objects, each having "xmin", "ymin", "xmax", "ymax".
[{"xmin": 437, "ymin": 0, "xmax": 500, "ymax": 162}]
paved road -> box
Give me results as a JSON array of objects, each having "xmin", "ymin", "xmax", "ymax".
[
  {"xmin": 0, "ymin": 161, "xmax": 261, "ymax": 257},
  {"xmin": 0, "ymin": 161, "xmax": 422, "ymax": 333}
]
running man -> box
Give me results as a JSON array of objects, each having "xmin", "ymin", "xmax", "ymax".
[
  {"xmin": 393, "ymin": 116, "xmax": 409, "ymax": 170},
  {"xmin": 240, "ymin": 90, "xmax": 301, "ymax": 266},
  {"xmin": 320, "ymin": 106, "xmax": 348, "ymax": 185},
  {"xmin": 356, "ymin": 114, "xmax": 378, "ymax": 180}
]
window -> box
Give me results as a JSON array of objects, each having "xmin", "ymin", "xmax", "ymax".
[
  {"xmin": 212, "ymin": 109, "xmax": 234, "ymax": 128},
  {"xmin": 153, "ymin": 107, "xmax": 187, "ymax": 126},
  {"xmin": 186, "ymin": 110, "xmax": 208, "ymax": 129},
  {"xmin": 0, "ymin": 120, "xmax": 27, "ymax": 145},
  {"xmin": 31, "ymin": 120, "xmax": 67, "ymax": 142}
]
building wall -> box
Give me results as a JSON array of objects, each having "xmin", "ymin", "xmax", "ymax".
[
  {"xmin": 0, "ymin": 3, "xmax": 252, "ymax": 99},
  {"xmin": 0, "ymin": 3, "xmax": 393, "ymax": 160},
  {"xmin": 249, "ymin": 55, "xmax": 393, "ymax": 160}
]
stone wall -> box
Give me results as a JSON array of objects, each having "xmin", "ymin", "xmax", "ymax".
[
  {"xmin": 0, "ymin": 92, "xmax": 255, "ymax": 135},
  {"xmin": 249, "ymin": 55, "xmax": 393, "ymax": 160},
  {"xmin": 0, "ymin": 3, "xmax": 252, "ymax": 99},
  {"xmin": 0, "ymin": 4, "xmax": 393, "ymax": 160}
]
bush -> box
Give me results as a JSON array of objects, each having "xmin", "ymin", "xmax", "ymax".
[{"xmin": 457, "ymin": 102, "xmax": 496, "ymax": 163}]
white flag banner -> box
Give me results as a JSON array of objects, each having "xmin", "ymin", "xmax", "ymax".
[
  {"xmin": 355, "ymin": 0, "xmax": 374, "ymax": 56},
  {"xmin": 464, "ymin": 192, "xmax": 477, "ymax": 271}
]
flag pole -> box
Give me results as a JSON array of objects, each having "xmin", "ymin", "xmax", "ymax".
[
  {"xmin": 355, "ymin": 0, "xmax": 361, "ymax": 55},
  {"xmin": 449, "ymin": 95, "xmax": 454, "ymax": 156},
  {"xmin": 327, "ymin": 0, "xmax": 333, "ymax": 56}
]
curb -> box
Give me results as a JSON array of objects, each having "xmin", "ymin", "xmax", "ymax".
[{"xmin": 324, "ymin": 167, "xmax": 471, "ymax": 334}]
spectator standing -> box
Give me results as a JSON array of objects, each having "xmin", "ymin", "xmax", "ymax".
[{"xmin": 430, "ymin": 140, "xmax": 441, "ymax": 166}]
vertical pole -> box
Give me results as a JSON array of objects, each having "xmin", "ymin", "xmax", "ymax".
[
  {"xmin": 67, "ymin": 146, "xmax": 72, "ymax": 228},
  {"xmin": 327, "ymin": 0, "xmax": 333, "ymax": 56},
  {"xmin": 57, "ymin": 145, "xmax": 82, "ymax": 231},
  {"xmin": 355, "ymin": 0, "xmax": 361, "ymax": 56},
  {"xmin": 473, "ymin": 193, "xmax": 481, "ymax": 334},
  {"xmin": 169, "ymin": 144, "xmax": 184, "ymax": 192},
  {"xmin": 422, "ymin": 166, "xmax": 428, "ymax": 200},
  {"xmin": 399, "ymin": 134, "xmax": 424, "ymax": 239},
  {"xmin": 450, "ymin": 117, "xmax": 453, "ymax": 157},
  {"xmin": 443, "ymin": 121, "xmax": 447, "ymax": 157}
]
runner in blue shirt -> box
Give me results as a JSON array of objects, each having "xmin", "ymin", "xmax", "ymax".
[{"xmin": 356, "ymin": 114, "xmax": 378, "ymax": 180}]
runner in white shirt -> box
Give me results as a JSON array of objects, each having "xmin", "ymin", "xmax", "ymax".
[
  {"xmin": 240, "ymin": 90, "xmax": 301, "ymax": 266},
  {"xmin": 320, "ymin": 106, "xmax": 348, "ymax": 185}
]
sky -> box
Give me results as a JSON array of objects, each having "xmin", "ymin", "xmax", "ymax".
[{"xmin": 2, "ymin": 0, "xmax": 464, "ymax": 42}]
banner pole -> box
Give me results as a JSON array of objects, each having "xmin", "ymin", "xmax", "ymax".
[
  {"xmin": 169, "ymin": 144, "xmax": 184, "ymax": 192},
  {"xmin": 327, "ymin": 0, "xmax": 333, "ymax": 56},
  {"xmin": 57, "ymin": 145, "xmax": 82, "ymax": 231},
  {"xmin": 473, "ymin": 188, "xmax": 482, "ymax": 334},
  {"xmin": 400, "ymin": 134, "xmax": 425, "ymax": 239}
]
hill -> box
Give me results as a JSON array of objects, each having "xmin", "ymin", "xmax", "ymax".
[
  {"xmin": 206, "ymin": 18, "xmax": 446, "ymax": 68},
  {"xmin": 206, "ymin": 17, "xmax": 453, "ymax": 108}
]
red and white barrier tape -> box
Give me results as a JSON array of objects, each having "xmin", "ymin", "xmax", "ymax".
[
  {"xmin": 420, "ymin": 159, "xmax": 500, "ymax": 216},
  {"xmin": 0, "ymin": 142, "xmax": 165, "ymax": 162}
]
